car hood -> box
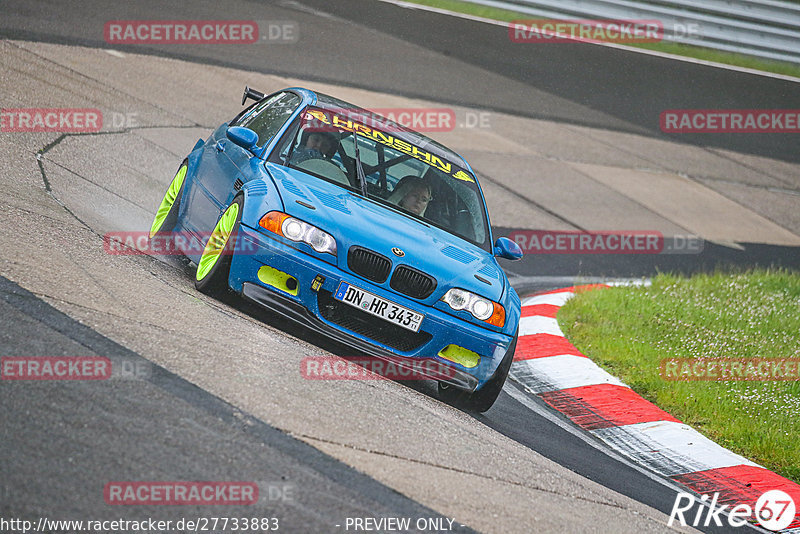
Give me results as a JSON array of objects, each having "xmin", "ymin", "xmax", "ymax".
[{"xmin": 265, "ymin": 163, "xmax": 505, "ymax": 301}]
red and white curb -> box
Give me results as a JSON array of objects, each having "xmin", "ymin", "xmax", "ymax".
[{"xmin": 511, "ymin": 285, "xmax": 800, "ymax": 532}]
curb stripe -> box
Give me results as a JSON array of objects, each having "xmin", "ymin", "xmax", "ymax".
[
  {"xmin": 520, "ymin": 304, "xmax": 560, "ymax": 318},
  {"xmin": 538, "ymin": 384, "xmax": 680, "ymax": 430},
  {"xmin": 514, "ymin": 333, "xmax": 585, "ymax": 361},
  {"xmin": 512, "ymin": 354, "xmax": 625, "ymax": 393},
  {"xmin": 673, "ymin": 466, "xmax": 800, "ymax": 529},
  {"xmin": 519, "ymin": 315, "xmax": 564, "ymax": 337},
  {"xmin": 513, "ymin": 285, "xmax": 800, "ymax": 532},
  {"xmin": 592, "ymin": 420, "xmax": 758, "ymax": 476},
  {"xmin": 520, "ymin": 290, "xmax": 574, "ymax": 307}
]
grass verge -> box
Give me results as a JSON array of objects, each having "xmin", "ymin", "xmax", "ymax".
[
  {"xmin": 400, "ymin": 0, "xmax": 800, "ymax": 78},
  {"xmin": 558, "ymin": 270, "xmax": 800, "ymax": 483}
]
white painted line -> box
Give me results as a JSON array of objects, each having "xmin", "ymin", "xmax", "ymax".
[
  {"xmin": 520, "ymin": 291, "xmax": 573, "ymax": 307},
  {"xmin": 375, "ymin": 0, "xmax": 800, "ymax": 83},
  {"xmin": 592, "ymin": 420, "xmax": 760, "ymax": 477},
  {"xmin": 104, "ymin": 49, "xmax": 126, "ymax": 58},
  {"xmin": 511, "ymin": 354, "xmax": 626, "ymax": 393},
  {"xmin": 519, "ymin": 315, "xmax": 564, "ymax": 337}
]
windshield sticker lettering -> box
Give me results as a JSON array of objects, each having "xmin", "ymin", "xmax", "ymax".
[
  {"xmin": 305, "ymin": 109, "xmax": 330, "ymax": 124},
  {"xmin": 452, "ymin": 170, "xmax": 474, "ymax": 183},
  {"xmin": 332, "ymin": 114, "xmax": 452, "ymax": 173},
  {"xmin": 305, "ymin": 109, "xmax": 474, "ymax": 181}
]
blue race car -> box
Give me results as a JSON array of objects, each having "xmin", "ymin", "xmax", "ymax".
[{"xmin": 149, "ymin": 87, "xmax": 523, "ymax": 412}]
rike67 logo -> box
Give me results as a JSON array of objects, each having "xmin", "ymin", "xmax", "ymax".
[{"xmin": 669, "ymin": 490, "xmax": 796, "ymax": 531}]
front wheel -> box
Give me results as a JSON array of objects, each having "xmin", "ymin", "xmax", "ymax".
[
  {"xmin": 150, "ymin": 162, "xmax": 187, "ymax": 238},
  {"xmin": 195, "ymin": 196, "xmax": 243, "ymax": 296},
  {"xmin": 438, "ymin": 333, "xmax": 517, "ymax": 413}
]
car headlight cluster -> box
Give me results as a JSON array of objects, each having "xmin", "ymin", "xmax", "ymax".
[
  {"xmin": 259, "ymin": 212, "xmax": 337, "ymax": 255},
  {"xmin": 441, "ymin": 288, "xmax": 505, "ymax": 327}
]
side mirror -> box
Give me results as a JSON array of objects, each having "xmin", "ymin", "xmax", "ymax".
[
  {"xmin": 226, "ymin": 126, "xmax": 259, "ymax": 152},
  {"xmin": 493, "ymin": 237, "xmax": 523, "ymax": 261}
]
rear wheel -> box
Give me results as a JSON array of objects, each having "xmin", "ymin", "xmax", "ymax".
[
  {"xmin": 150, "ymin": 162, "xmax": 187, "ymax": 238},
  {"xmin": 438, "ymin": 333, "xmax": 517, "ymax": 413},
  {"xmin": 195, "ymin": 196, "xmax": 243, "ymax": 296}
]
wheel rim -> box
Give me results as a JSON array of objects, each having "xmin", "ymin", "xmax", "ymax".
[
  {"xmin": 196, "ymin": 202, "xmax": 240, "ymax": 282},
  {"xmin": 150, "ymin": 165, "xmax": 187, "ymax": 237}
]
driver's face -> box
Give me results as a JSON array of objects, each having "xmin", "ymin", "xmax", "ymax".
[
  {"xmin": 306, "ymin": 133, "xmax": 335, "ymax": 155},
  {"xmin": 400, "ymin": 185, "xmax": 432, "ymax": 216}
]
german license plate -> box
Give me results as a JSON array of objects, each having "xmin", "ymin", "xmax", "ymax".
[{"xmin": 334, "ymin": 282, "xmax": 424, "ymax": 333}]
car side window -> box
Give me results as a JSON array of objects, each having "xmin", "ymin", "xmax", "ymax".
[{"xmin": 237, "ymin": 92, "xmax": 302, "ymax": 148}]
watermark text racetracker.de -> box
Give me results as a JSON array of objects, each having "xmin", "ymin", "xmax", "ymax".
[
  {"xmin": 510, "ymin": 19, "xmax": 662, "ymax": 43},
  {"xmin": 301, "ymin": 355, "xmax": 457, "ymax": 381},
  {"xmin": 509, "ymin": 18, "xmax": 702, "ymax": 43},
  {"xmin": 367, "ymin": 109, "xmax": 491, "ymax": 132},
  {"xmin": 0, "ymin": 108, "xmax": 139, "ymax": 133},
  {"xmin": 1, "ymin": 356, "xmax": 151, "ymax": 380},
  {"xmin": 1, "ymin": 108, "xmax": 102, "ymax": 133},
  {"xmin": 104, "ymin": 20, "xmax": 299, "ymax": 44},
  {"xmin": 104, "ymin": 481, "xmax": 258, "ymax": 505},
  {"xmin": 2, "ymin": 357, "xmax": 110, "ymax": 380},
  {"xmin": 661, "ymin": 109, "xmax": 800, "ymax": 133},
  {"xmin": 661, "ymin": 358, "xmax": 800, "ymax": 381},
  {"xmin": 508, "ymin": 230, "xmax": 704, "ymax": 255},
  {"xmin": 305, "ymin": 106, "xmax": 492, "ymax": 133},
  {"xmin": 104, "ymin": 231, "xmax": 256, "ymax": 256}
]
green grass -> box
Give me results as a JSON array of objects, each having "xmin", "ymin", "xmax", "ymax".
[
  {"xmin": 401, "ymin": 0, "xmax": 800, "ymax": 78},
  {"xmin": 558, "ymin": 270, "xmax": 800, "ymax": 483}
]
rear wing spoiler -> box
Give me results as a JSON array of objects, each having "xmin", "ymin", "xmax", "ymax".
[{"xmin": 241, "ymin": 86, "xmax": 266, "ymax": 105}]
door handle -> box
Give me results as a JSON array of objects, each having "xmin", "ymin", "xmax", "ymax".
[{"xmin": 215, "ymin": 140, "xmax": 226, "ymax": 152}]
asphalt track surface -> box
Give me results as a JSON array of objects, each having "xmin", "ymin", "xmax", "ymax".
[
  {"xmin": 0, "ymin": 276, "xmax": 471, "ymax": 532},
  {"xmin": 3, "ymin": 0, "xmax": 799, "ymax": 163},
  {"xmin": 300, "ymin": 0, "xmax": 800, "ymax": 163},
  {"xmin": 3, "ymin": 0, "xmax": 798, "ymax": 275},
  {"xmin": 1, "ymin": 1, "xmax": 798, "ymax": 533}
]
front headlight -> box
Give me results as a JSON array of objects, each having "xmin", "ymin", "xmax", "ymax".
[
  {"xmin": 441, "ymin": 288, "xmax": 505, "ymax": 327},
  {"xmin": 259, "ymin": 212, "xmax": 337, "ymax": 255}
]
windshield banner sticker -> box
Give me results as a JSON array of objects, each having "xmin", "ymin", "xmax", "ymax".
[{"xmin": 302, "ymin": 109, "xmax": 475, "ymax": 182}]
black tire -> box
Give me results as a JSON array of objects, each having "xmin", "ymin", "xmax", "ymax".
[
  {"xmin": 195, "ymin": 195, "xmax": 243, "ymax": 296},
  {"xmin": 438, "ymin": 332, "xmax": 518, "ymax": 413}
]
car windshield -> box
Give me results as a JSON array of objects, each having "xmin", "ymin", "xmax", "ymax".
[{"xmin": 276, "ymin": 106, "xmax": 491, "ymax": 251}]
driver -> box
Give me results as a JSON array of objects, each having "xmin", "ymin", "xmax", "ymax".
[
  {"xmin": 388, "ymin": 176, "xmax": 433, "ymax": 217},
  {"xmin": 290, "ymin": 130, "xmax": 340, "ymax": 165}
]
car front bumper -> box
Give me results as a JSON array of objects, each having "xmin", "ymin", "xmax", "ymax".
[{"xmin": 228, "ymin": 224, "xmax": 515, "ymax": 392}]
